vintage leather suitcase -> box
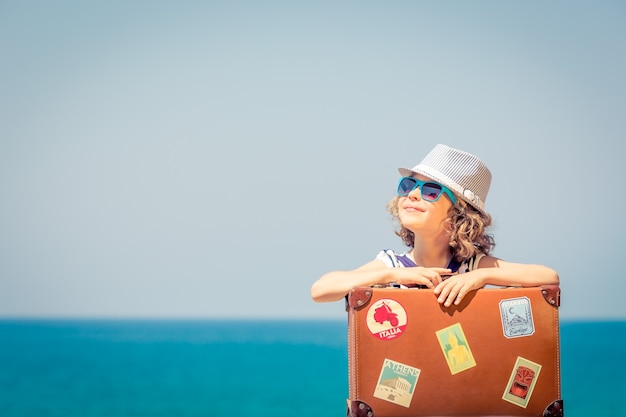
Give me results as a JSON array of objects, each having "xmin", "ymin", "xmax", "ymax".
[{"xmin": 346, "ymin": 285, "xmax": 563, "ymax": 417}]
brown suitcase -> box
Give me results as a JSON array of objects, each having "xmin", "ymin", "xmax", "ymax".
[{"xmin": 346, "ymin": 285, "xmax": 563, "ymax": 417}]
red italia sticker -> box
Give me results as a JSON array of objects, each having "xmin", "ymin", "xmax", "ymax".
[{"xmin": 366, "ymin": 298, "xmax": 408, "ymax": 341}]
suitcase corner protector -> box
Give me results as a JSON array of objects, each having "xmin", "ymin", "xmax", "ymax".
[
  {"xmin": 346, "ymin": 399, "xmax": 373, "ymax": 417},
  {"xmin": 347, "ymin": 287, "xmax": 374, "ymax": 310},
  {"xmin": 543, "ymin": 399, "xmax": 564, "ymax": 417},
  {"xmin": 540, "ymin": 285, "xmax": 561, "ymax": 308}
]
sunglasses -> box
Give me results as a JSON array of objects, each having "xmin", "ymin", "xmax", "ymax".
[{"xmin": 397, "ymin": 176, "xmax": 457, "ymax": 204}]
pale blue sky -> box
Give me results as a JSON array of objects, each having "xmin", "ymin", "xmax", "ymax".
[{"xmin": 1, "ymin": 1, "xmax": 625, "ymax": 320}]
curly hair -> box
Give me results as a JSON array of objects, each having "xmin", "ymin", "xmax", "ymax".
[{"xmin": 387, "ymin": 196, "xmax": 495, "ymax": 261}]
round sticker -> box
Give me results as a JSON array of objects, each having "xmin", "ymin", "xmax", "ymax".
[{"xmin": 366, "ymin": 298, "xmax": 408, "ymax": 341}]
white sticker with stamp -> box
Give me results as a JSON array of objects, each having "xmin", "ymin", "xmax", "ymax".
[
  {"xmin": 373, "ymin": 359, "xmax": 420, "ymax": 408},
  {"xmin": 499, "ymin": 296, "xmax": 535, "ymax": 338}
]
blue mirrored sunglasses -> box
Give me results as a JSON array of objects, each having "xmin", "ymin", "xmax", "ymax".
[{"xmin": 397, "ymin": 176, "xmax": 457, "ymax": 204}]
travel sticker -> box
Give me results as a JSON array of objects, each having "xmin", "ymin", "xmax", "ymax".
[
  {"xmin": 373, "ymin": 358, "xmax": 420, "ymax": 408},
  {"xmin": 499, "ymin": 297, "xmax": 535, "ymax": 338},
  {"xmin": 366, "ymin": 298, "xmax": 408, "ymax": 341},
  {"xmin": 502, "ymin": 356, "xmax": 542, "ymax": 408},
  {"xmin": 435, "ymin": 323, "xmax": 476, "ymax": 375}
]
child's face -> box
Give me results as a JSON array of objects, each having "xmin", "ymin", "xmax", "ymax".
[{"xmin": 397, "ymin": 174, "xmax": 453, "ymax": 236}]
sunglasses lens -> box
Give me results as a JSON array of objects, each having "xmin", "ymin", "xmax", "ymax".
[
  {"xmin": 421, "ymin": 183, "xmax": 443, "ymax": 201},
  {"xmin": 398, "ymin": 177, "xmax": 417, "ymax": 195}
]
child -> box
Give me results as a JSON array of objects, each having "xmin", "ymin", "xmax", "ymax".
[{"xmin": 311, "ymin": 144, "xmax": 559, "ymax": 307}]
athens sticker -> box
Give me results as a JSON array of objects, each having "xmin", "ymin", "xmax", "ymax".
[
  {"xmin": 502, "ymin": 357, "xmax": 542, "ymax": 408},
  {"xmin": 435, "ymin": 323, "xmax": 477, "ymax": 375},
  {"xmin": 373, "ymin": 358, "xmax": 420, "ymax": 408},
  {"xmin": 499, "ymin": 297, "xmax": 535, "ymax": 338},
  {"xmin": 366, "ymin": 299, "xmax": 408, "ymax": 341}
]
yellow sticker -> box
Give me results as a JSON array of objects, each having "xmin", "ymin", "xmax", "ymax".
[
  {"xmin": 435, "ymin": 323, "xmax": 477, "ymax": 375},
  {"xmin": 502, "ymin": 356, "xmax": 542, "ymax": 408}
]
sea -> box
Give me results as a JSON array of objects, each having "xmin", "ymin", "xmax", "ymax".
[{"xmin": 0, "ymin": 319, "xmax": 622, "ymax": 417}]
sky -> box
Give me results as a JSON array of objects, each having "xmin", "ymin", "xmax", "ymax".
[{"xmin": 1, "ymin": 1, "xmax": 625, "ymax": 321}]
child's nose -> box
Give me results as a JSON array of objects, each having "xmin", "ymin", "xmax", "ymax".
[{"xmin": 408, "ymin": 186, "xmax": 421, "ymax": 200}]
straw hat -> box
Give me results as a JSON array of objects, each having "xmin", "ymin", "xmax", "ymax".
[{"xmin": 398, "ymin": 144, "xmax": 492, "ymax": 212}]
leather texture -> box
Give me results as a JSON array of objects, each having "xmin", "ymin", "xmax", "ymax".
[{"xmin": 346, "ymin": 286, "xmax": 562, "ymax": 417}]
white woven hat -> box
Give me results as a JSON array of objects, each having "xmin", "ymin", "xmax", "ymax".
[{"xmin": 398, "ymin": 144, "xmax": 492, "ymax": 212}]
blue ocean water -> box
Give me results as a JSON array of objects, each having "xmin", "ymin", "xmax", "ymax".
[{"xmin": 0, "ymin": 319, "xmax": 622, "ymax": 417}]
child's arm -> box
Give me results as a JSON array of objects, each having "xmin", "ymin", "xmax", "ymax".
[
  {"xmin": 311, "ymin": 260, "xmax": 452, "ymax": 303},
  {"xmin": 434, "ymin": 256, "xmax": 559, "ymax": 307}
]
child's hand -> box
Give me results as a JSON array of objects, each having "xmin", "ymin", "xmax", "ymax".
[
  {"xmin": 391, "ymin": 267, "xmax": 451, "ymax": 289},
  {"xmin": 433, "ymin": 272, "xmax": 484, "ymax": 307}
]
